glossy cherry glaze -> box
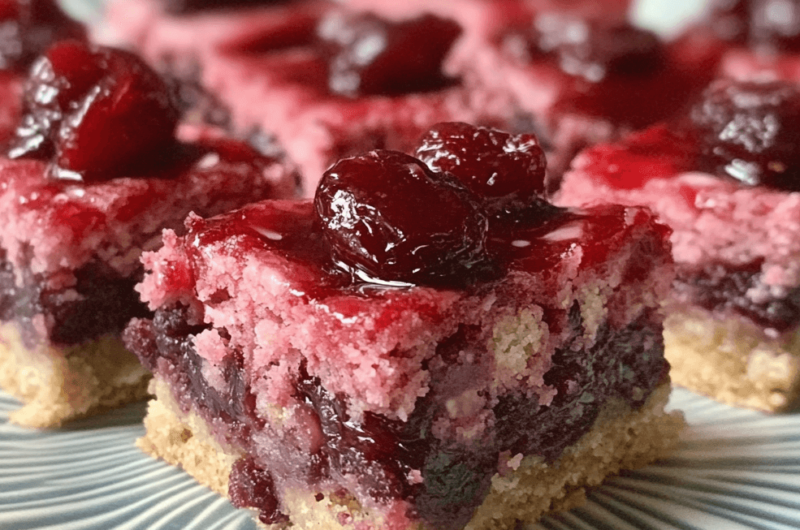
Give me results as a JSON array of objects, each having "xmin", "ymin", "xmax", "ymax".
[
  {"xmin": 0, "ymin": 0, "xmax": 85, "ymax": 72},
  {"xmin": 317, "ymin": 11, "xmax": 461, "ymax": 96},
  {"xmin": 585, "ymin": 79, "xmax": 800, "ymax": 192},
  {"xmin": 9, "ymin": 41, "xmax": 179, "ymax": 182}
]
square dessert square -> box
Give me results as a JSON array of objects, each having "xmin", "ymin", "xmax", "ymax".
[
  {"xmin": 464, "ymin": 0, "xmax": 724, "ymax": 187},
  {"xmin": 100, "ymin": 0, "xmax": 518, "ymax": 195},
  {"xmin": 558, "ymin": 78, "xmax": 800, "ymax": 412},
  {"xmin": 124, "ymin": 133, "xmax": 681, "ymax": 528},
  {"xmin": 0, "ymin": 41, "xmax": 299, "ymax": 428}
]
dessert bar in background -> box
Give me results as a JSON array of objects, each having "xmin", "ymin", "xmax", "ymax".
[
  {"xmin": 0, "ymin": 39, "xmax": 298, "ymax": 427},
  {"xmin": 125, "ymin": 123, "xmax": 682, "ymax": 529},
  {"xmin": 558, "ymin": 76, "xmax": 800, "ymax": 412},
  {"xmin": 99, "ymin": 0, "xmax": 518, "ymax": 195}
]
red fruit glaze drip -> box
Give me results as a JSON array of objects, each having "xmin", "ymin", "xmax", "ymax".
[
  {"xmin": 415, "ymin": 122, "xmax": 547, "ymax": 215},
  {"xmin": 10, "ymin": 41, "xmax": 179, "ymax": 182},
  {"xmin": 317, "ymin": 11, "xmax": 461, "ymax": 97},
  {"xmin": 0, "ymin": 0, "xmax": 85, "ymax": 72}
]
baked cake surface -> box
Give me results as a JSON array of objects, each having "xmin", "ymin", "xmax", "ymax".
[
  {"xmin": 125, "ymin": 125, "xmax": 682, "ymax": 529},
  {"xmin": 558, "ymin": 79, "xmax": 800, "ymax": 411},
  {"xmin": 100, "ymin": 0, "xmax": 517, "ymax": 196},
  {"xmin": 0, "ymin": 41, "xmax": 299, "ymax": 427}
]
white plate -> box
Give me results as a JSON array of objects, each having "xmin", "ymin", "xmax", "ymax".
[{"xmin": 2, "ymin": 388, "xmax": 800, "ymax": 530}]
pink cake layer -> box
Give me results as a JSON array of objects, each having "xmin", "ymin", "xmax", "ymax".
[
  {"xmin": 99, "ymin": 0, "xmax": 518, "ymax": 195},
  {"xmin": 0, "ymin": 124, "xmax": 298, "ymax": 287},
  {"xmin": 128, "ymin": 197, "xmax": 675, "ymax": 527},
  {"xmin": 558, "ymin": 125, "xmax": 800, "ymax": 291},
  {"xmin": 137, "ymin": 200, "xmax": 673, "ymax": 421}
]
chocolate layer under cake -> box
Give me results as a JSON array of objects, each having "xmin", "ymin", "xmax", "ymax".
[{"xmin": 126, "ymin": 126, "xmax": 681, "ymax": 529}]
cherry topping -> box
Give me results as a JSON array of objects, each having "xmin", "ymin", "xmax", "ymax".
[
  {"xmin": 317, "ymin": 11, "xmax": 461, "ymax": 96},
  {"xmin": 415, "ymin": 122, "xmax": 547, "ymax": 215},
  {"xmin": 314, "ymin": 150, "xmax": 489, "ymax": 285},
  {"xmin": 9, "ymin": 41, "xmax": 179, "ymax": 182},
  {"xmin": 0, "ymin": 0, "xmax": 85, "ymax": 72},
  {"xmin": 506, "ymin": 14, "xmax": 663, "ymax": 81},
  {"xmin": 690, "ymin": 78, "xmax": 800, "ymax": 190}
]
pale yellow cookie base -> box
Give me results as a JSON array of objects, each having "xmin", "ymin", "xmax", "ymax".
[
  {"xmin": 139, "ymin": 379, "xmax": 682, "ymax": 529},
  {"xmin": 665, "ymin": 307, "xmax": 800, "ymax": 412},
  {"xmin": 0, "ymin": 322, "xmax": 151, "ymax": 428}
]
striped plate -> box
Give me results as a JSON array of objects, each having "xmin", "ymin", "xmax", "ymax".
[{"xmin": 2, "ymin": 388, "xmax": 800, "ymax": 530}]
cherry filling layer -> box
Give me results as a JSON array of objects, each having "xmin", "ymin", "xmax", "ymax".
[
  {"xmin": 0, "ymin": 257, "xmax": 150, "ymax": 348},
  {"xmin": 125, "ymin": 303, "xmax": 668, "ymax": 529},
  {"xmin": 674, "ymin": 261, "xmax": 800, "ymax": 333}
]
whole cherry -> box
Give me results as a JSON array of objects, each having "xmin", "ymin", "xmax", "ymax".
[
  {"xmin": 315, "ymin": 150, "xmax": 489, "ymax": 285},
  {"xmin": 10, "ymin": 41, "xmax": 180, "ymax": 182},
  {"xmin": 317, "ymin": 11, "xmax": 461, "ymax": 96},
  {"xmin": 415, "ymin": 122, "xmax": 547, "ymax": 215},
  {"xmin": 691, "ymin": 79, "xmax": 800, "ymax": 191}
]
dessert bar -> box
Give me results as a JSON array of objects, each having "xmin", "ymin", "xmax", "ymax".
[
  {"xmin": 126, "ymin": 123, "xmax": 682, "ymax": 529},
  {"xmin": 0, "ymin": 41, "xmax": 298, "ymax": 427},
  {"xmin": 558, "ymin": 78, "xmax": 800, "ymax": 412},
  {"xmin": 468, "ymin": 0, "xmax": 724, "ymax": 187},
  {"xmin": 100, "ymin": 0, "xmax": 516, "ymax": 195}
]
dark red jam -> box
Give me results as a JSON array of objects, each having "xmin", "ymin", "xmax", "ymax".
[
  {"xmin": 0, "ymin": 0, "xmax": 85, "ymax": 72},
  {"xmin": 9, "ymin": 41, "xmax": 179, "ymax": 182}
]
